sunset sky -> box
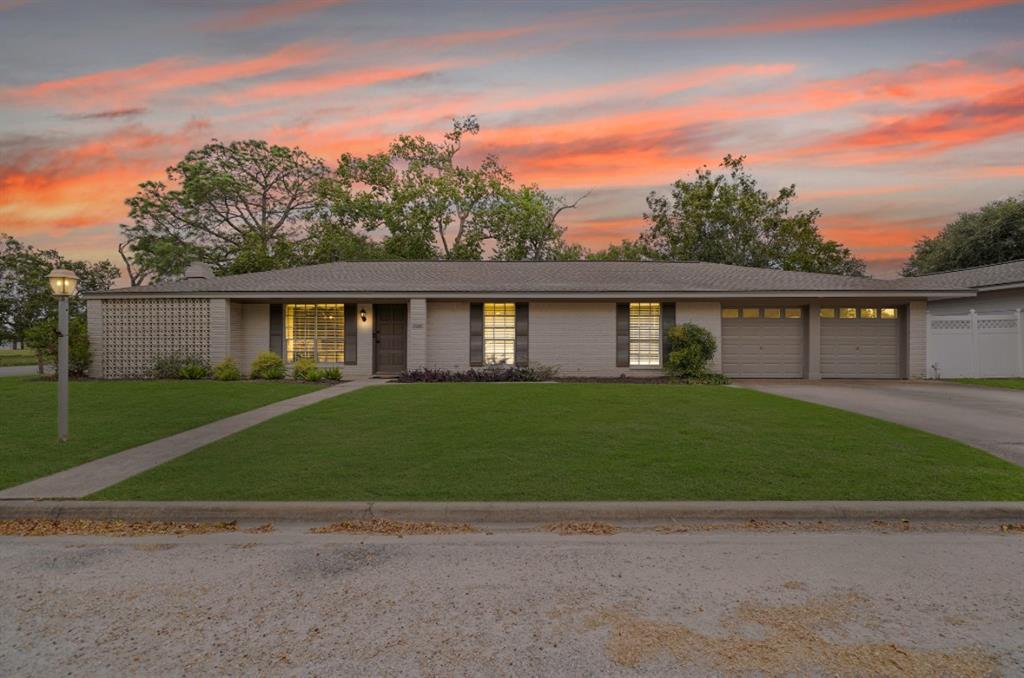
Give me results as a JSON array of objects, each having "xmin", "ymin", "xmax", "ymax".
[{"xmin": 1, "ymin": 0, "xmax": 1022, "ymax": 278}]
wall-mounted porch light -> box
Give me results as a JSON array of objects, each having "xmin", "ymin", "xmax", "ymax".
[{"xmin": 360, "ymin": 308, "xmax": 368, "ymax": 322}]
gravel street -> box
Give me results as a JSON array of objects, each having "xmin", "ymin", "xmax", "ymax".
[{"xmin": 1, "ymin": 525, "xmax": 1022, "ymax": 676}]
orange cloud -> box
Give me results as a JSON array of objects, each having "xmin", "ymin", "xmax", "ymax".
[
  {"xmin": 817, "ymin": 213, "xmax": 952, "ymax": 254},
  {"xmin": 674, "ymin": 0, "xmax": 1022, "ymax": 37},
  {"xmin": 4, "ymin": 42, "xmax": 330, "ymax": 110},
  {"xmin": 199, "ymin": 0, "xmax": 348, "ymax": 32},
  {"xmin": 791, "ymin": 84, "xmax": 1024, "ymax": 163},
  {"xmin": 0, "ymin": 121, "xmax": 211, "ymax": 233}
]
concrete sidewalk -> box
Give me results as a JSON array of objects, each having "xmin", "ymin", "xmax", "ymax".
[
  {"xmin": 0, "ymin": 380, "xmax": 382, "ymax": 500},
  {"xmin": 1, "ymin": 499, "xmax": 1022, "ymax": 523}
]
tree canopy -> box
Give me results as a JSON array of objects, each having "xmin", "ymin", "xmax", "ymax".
[
  {"xmin": 333, "ymin": 116, "xmax": 584, "ymax": 261},
  {"xmin": 902, "ymin": 197, "xmax": 1024, "ymax": 276},
  {"xmin": 588, "ymin": 155, "xmax": 866, "ymax": 276},
  {"xmin": 117, "ymin": 125, "xmax": 875, "ymax": 283},
  {"xmin": 0, "ymin": 234, "xmax": 119, "ymax": 346},
  {"xmin": 118, "ymin": 119, "xmax": 586, "ymax": 283},
  {"xmin": 119, "ymin": 139, "xmax": 333, "ymax": 284}
]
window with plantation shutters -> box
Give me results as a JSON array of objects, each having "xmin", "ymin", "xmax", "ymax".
[
  {"xmin": 483, "ymin": 302, "xmax": 516, "ymax": 365},
  {"xmin": 284, "ymin": 303, "xmax": 345, "ymax": 363},
  {"xmin": 628, "ymin": 302, "xmax": 661, "ymax": 366}
]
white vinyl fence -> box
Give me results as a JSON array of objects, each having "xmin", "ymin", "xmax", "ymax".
[{"xmin": 927, "ymin": 309, "xmax": 1024, "ymax": 379}]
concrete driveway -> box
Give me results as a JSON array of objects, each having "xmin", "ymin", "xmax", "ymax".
[{"xmin": 740, "ymin": 380, "xmax": 1024, "ymax": 466}]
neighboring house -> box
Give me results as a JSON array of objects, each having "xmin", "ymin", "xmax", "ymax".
[
  {"xmin": 84, "ymin": 260, "xmax": 994, "ymax": 381},
  {"xmin": 916, "ymin": 260, "xmax": 1024, "ymax": 379}
]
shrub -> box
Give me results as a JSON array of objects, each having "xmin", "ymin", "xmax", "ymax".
[
  {"xmin": 663, "ymin": 323, "xmax": 718, "ymax": 381},
  {"xmin": 397, "ymin": 364, "xmax": 558, "ymax": 383},
  {"xmin": 149, "ymin": 353, "xmax": 210, "ymax": 379},
  {"xmin": 250, "ymin": 351, "xmax": 285, "ymax": 380},
  {"xmin": 178, "ymin": 357, "xmax": 211, "ymax": 380},
  {"xmin": 24, "ymin": 317, "xmax": 91, "ymax": 377},
  {"xmin": 321, "ymin": 366, "xmax": 342, "ymax": 381},
  {"xmin": 291, "ymin": 357, "xmax": 322, "ymax": 382},
  {"xmin": 213, "ymin": 357, "xmax": 242, "ymax": 381}
]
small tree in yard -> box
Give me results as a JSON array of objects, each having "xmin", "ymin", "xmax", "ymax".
[
  {"xmin": 663, "ymin": 323, "xmax": 725, "ymax": 383},
  {"xmin": 24, "ymin": 317, "xmax": 91, "ymax": 377}
]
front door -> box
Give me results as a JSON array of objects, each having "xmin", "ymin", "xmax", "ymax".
[{"xmin": 373, "ymin": 304, "xmax": 407, "ymax": 374}]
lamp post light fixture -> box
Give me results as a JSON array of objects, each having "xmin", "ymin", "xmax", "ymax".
[{"xmin": 47, "ymin": 268, "xmax": 78, "ymax": 442}]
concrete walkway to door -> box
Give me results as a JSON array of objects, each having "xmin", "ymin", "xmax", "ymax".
[
  {"xmin": 739, "ymin": 380, "xmax": 1024, "ymax": 467},
  {"xmin": 0, "ymin": 379, "xmax": 384, "ymax": 500}
]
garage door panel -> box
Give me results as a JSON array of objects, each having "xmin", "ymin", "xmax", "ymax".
[
  {"xmin": 722, "ymin": 312, "xmax": 805, "ymax": 378},
  {"xmin": 821, "ymin": 317, "xmax": 899, "ymax": 378}
]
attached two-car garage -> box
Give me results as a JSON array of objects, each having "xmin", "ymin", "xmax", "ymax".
[{"xmin": 721, "ymin": 305, "xmax": 903, "ymax": 379}]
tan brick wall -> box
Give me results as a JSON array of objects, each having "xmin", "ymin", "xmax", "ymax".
[
  {"xmin": 347, "ymin": 303, "xmax": 373, "ymax": 379},
  {"xmin": 529, "ymin": 301, "xmax": 662, "ymax": 377},
  {"xmin": 209, "ymin": 298, "xmax": 230, "ymax": 366},
  {"xmin": 235, "ymin": 303, "xmax": 269, "ymax": 376},
  {"xmin": 86, "ymin": 299, "xmax": 104, "ymax": 378},
  {"xmin": 407, "ymin": 298, "xmax": 427, "ymax": 370},
  {"xmin": 908, "ymin": 300, "xmax": 927, "ymax": 379},
  {"xmin": 426, "ymin": 301, "xmax": 470, "ymax": 370}
]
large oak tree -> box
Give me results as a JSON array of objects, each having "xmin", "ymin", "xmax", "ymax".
[
  {"xmin": 589, "ymin": 155, "xmax": 866, "ymax": 276},
  {"xmin": 902, "ymin": 197, "xmax": 1024, "ymax": 276}
]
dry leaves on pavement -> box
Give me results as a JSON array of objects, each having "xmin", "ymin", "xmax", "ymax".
[
  {"xmin": 0, "ymin": 518, "xmax": 239, "ymax": 537},
  {"xmin": 310, "ymin": 519, "xmax": 478, "ymax": 536},
  {"xmin": 543, "ymin": 521, "xmax": 620, "ymax": 535}
]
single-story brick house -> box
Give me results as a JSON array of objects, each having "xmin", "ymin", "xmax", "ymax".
[{"xmin": 84, "ymin": 260, "xmax": 1024, "ymax": 380}]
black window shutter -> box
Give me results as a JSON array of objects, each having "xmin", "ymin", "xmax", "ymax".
[
  {"xmin": 515, "ymin": 303, "xmax": 529, "ymax": 367},
  {"xmin": 269, "ymin": 304, "xmax": 284, "ymax": 357},
  {"xmin": 616, "ymin": 303, "xmax": 629, "ymax": 367},
  {"xmin": 344, "ymin": 304, "xmax": 358, "ymax": 365},
  {"xmin": 469, "ymin": 303, "xmax": 484, "ymax": 366},
  {"xmin": 661, "ymin": 302, "xmax": 675, "ymax": 364}
]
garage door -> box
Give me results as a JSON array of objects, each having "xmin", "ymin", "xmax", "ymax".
[
  {"xmin": 820, "ymin": 306, "xmax": 900, "ymax": 378},
  {"xmin": 721, "ymin": 306, "xmax": 806, "ymax": 378}
]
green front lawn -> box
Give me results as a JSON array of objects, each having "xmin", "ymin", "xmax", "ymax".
[
  {"xmin": 0, "ymin": 377, "xmax": 323, "ymax": 489},
  {"xmin": 952, "ymin": 378, "xmax": 1024, "ymax": 391},
  {"xmin": 0, "ymin": 349, "xmax": 36, "ymax": 367},
  {"xmin": 94, "ymin": 383, "xmax": 1024, "ymax": 501}
]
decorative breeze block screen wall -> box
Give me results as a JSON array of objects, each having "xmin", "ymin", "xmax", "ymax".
[{"xmin": 101, "ymin": 299, "xmax": 212, "ymax": 378}]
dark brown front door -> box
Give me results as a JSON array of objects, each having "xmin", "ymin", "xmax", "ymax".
[{"xmin": 373, "ymin": 304, "xmax": 407, "ymax": 374}]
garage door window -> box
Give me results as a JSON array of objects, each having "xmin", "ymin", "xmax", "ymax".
[
  {"xmin": 764, "ymin": 308, "xmax": 782, "ymax": 319},
  {"xmin": 839, "ymin": 307, "xmax": 857, "ymax": 319},
  {"xmin": 860, "ymin": 308, "xmax": 878, "ymax": 319},
  {"xmin": 880, "ymin": 308, "xmax": 898, "ymax": 319},
  {"xmin": 742, "ymin": 308, "xmax": 760, "ymax": 319},
  {"xmin": 785, "ymin": 308, "xmax": 802, "ymax": 319},
  {"xmin": 721, "ymin": 308, "xmax": 739, "ymax": 318},
  {"xmin": 820, "ymin": 308, "xmax": 835, "ymax": 318}
]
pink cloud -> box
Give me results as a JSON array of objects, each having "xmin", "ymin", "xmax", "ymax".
[
  {"xmin": 673, "ymin": 0, "xmax": 1023, "ymax": 38},
  {"xmin": 198, "ymin": 0, "xmax": 348, "ymax": 32}
]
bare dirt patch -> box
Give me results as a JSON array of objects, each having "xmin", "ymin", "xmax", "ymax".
[
  {"xmin": 587, "ymin": 592, "xmax": 997, "ymax": 676},
  {"xmin": 543, "ymin": 521, "xmax": 620, "ymax": 535},
  {"xmin": 0, "ymin": 519, "xmax": 239, "ymax": 537},
  {"xmin": 310, "ymin": 519, "xmax": 478, "ymax": 536}
]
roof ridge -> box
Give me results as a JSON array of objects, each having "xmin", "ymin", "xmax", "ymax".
[{"xmin": 905, "ymin": 258, "xmax": 1024, "ymax": 278}]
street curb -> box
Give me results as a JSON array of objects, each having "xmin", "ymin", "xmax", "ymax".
[{"xmin": 1, "ymin": 501, "xmax": 1023, "ymax": 524}]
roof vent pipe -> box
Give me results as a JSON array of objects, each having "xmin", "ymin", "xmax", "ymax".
[{"xmin": 184, "ymin": 262, "xmax": 215, "ymax": 280}]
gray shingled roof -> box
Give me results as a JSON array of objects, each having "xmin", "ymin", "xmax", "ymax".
[
  {"xmin": 91, "ymin": 260, "xmax": 976, "ymax": 296},
  {"xmin": 899, "ymin": 259, "xmax": 1024, "ymax": 290}
]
